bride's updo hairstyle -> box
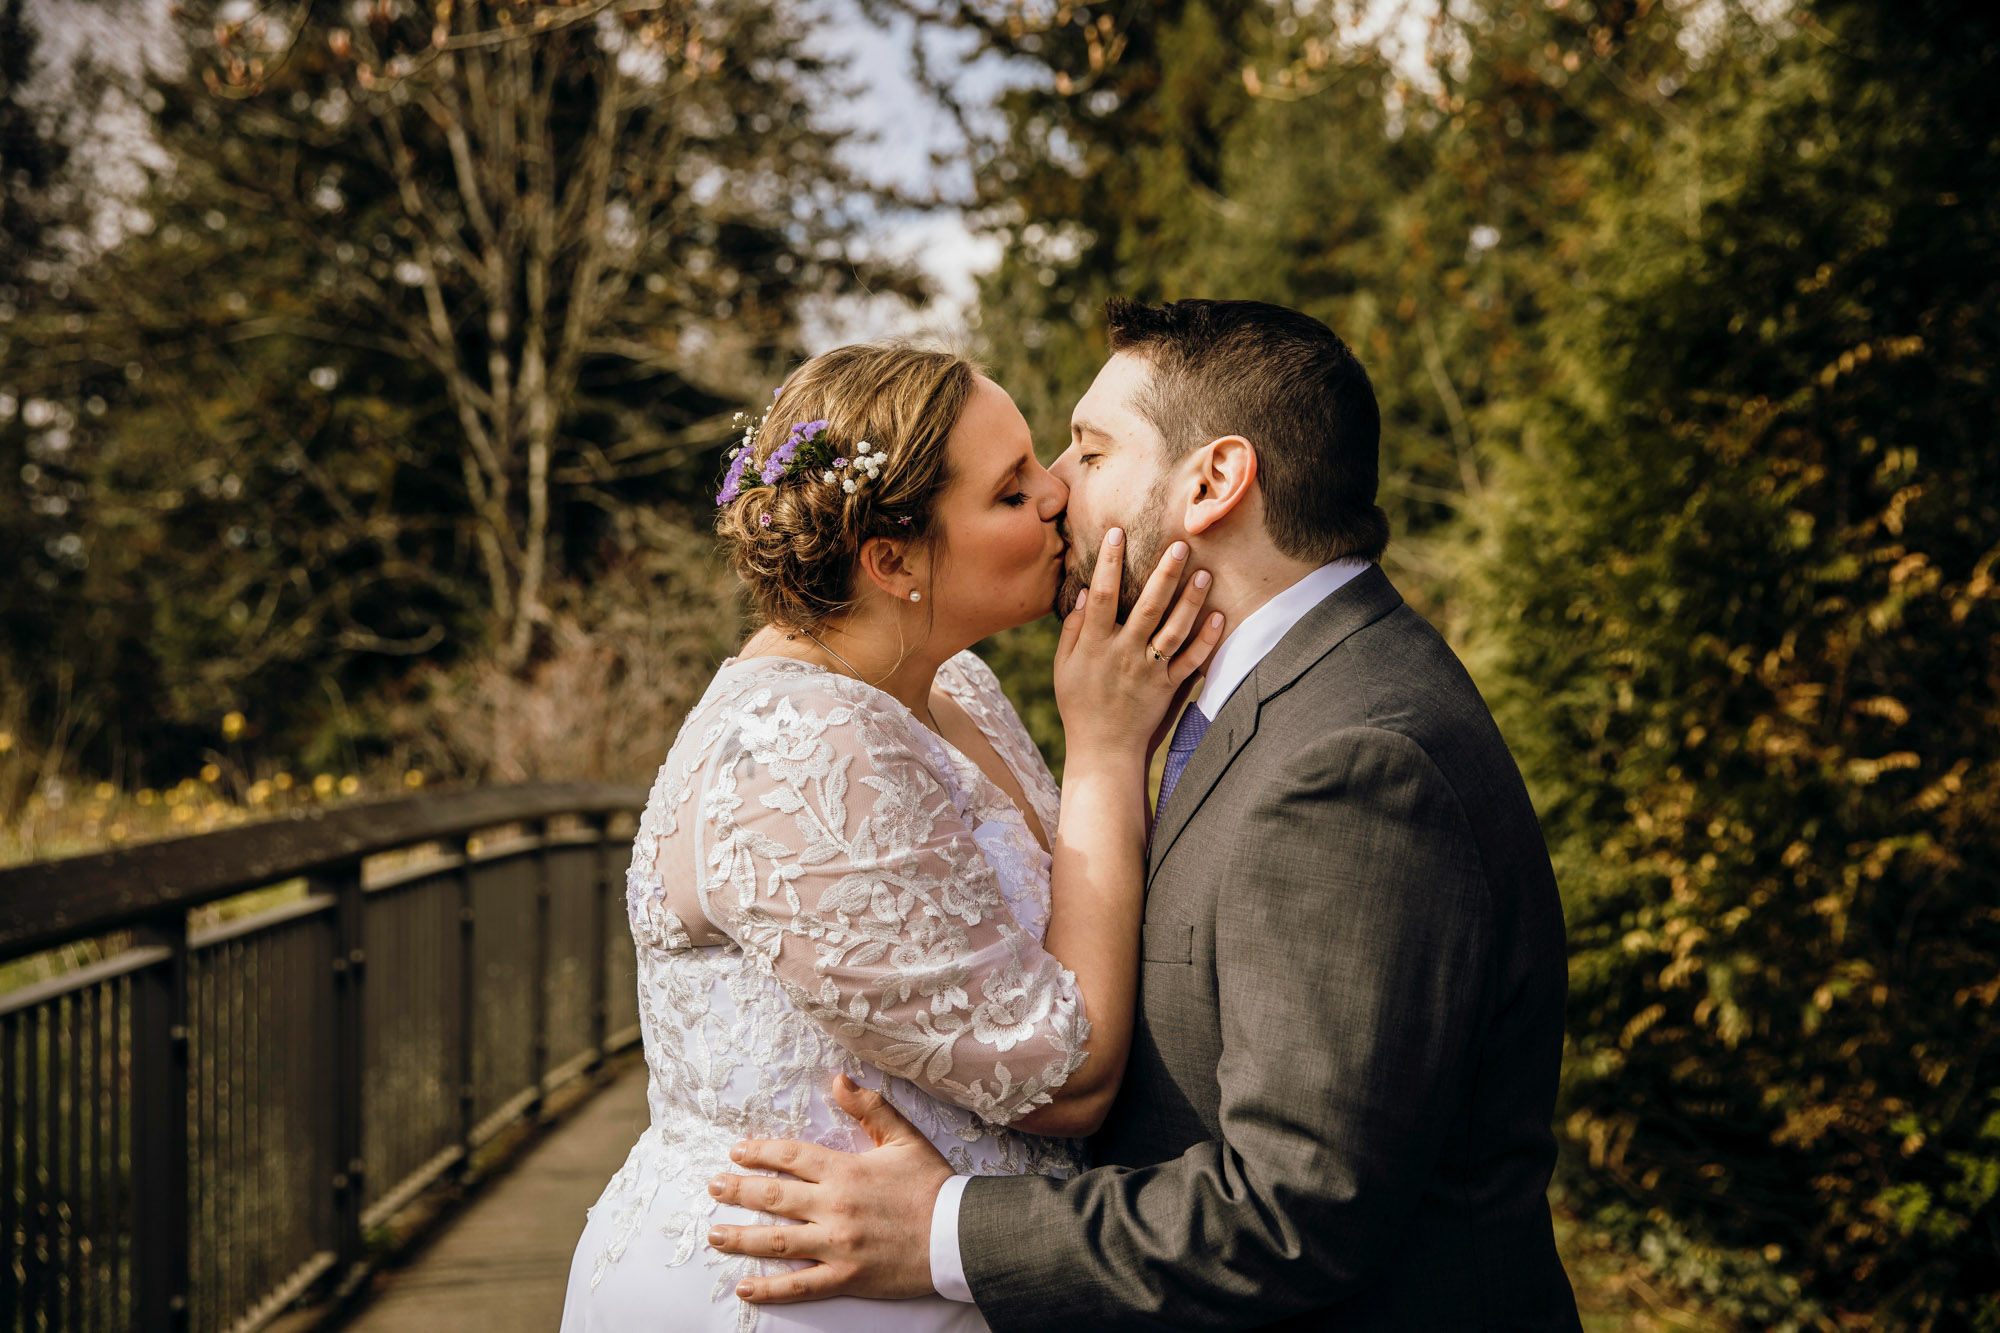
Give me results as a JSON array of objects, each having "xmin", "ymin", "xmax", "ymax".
[{"xmin": 714, "ymin": 344, "xmax": 976, "ymax": 632}]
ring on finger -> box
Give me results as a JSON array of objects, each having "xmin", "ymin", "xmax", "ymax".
[{"xmin": 1147, "ymin": 642, "xmax": 1170, "ymax": 664}]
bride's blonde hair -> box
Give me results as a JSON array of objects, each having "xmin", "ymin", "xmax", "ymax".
[{"xmin": 714, "ymin": 344, "xmax": 976, "ymax": 632}]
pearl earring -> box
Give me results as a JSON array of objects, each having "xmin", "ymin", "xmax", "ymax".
[{"xmin": 909, "ymin": 591, "xmax": 921, "ymax": 603}]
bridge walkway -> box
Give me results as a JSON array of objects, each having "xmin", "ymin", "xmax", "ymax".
[{"xmin": 344, "ymin": 1063, "xmax": 650, "ymax": 1333}]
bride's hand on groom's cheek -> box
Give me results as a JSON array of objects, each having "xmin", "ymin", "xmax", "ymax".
[
  {"xmin": 1055, "ymin": 526, "xmax": 1223, "ymax": 758},
  {"xmin": 706, "ymin": 1075, "xmax": 949, "ymax": 1303}
]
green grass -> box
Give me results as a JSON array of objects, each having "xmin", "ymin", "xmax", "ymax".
[
  {"xmin": 2, "ymin": 757, "xmax": 424, "ymax": 869},
  {"xmin": 0, "ymin": 754, "xmax": 430, "ymax": 995}
]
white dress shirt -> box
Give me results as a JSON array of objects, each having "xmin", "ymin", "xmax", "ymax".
[{"xmin": 928, "ymin": 559, "xmax": 1374, "ymax": 1302}]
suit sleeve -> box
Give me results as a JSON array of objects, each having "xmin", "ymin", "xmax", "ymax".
[{"xmin": 957, "ymin": 727, "xmax": 1495, "ymax": 1331}]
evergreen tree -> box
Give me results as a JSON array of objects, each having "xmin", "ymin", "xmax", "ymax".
[
  {"xmin": 0, "ymin": 0, "xmax": 148, "ymax": 796},
  {"xmin": 0, "ymin": 0, "xmax": 65, "ymax": 269},
  {"xmin": 953, "ymin": 0, "xmax": 1700, "ymax": 761},
  {"xmin": 938, "ymin": 0, "xmax": 1999, "ymax": 1319},
  {"xmin": 936, "ymin": 0, "xmax": 1293, "ymax": 767},
  {"xmin": 1461, "ymin": 2, "xmax": 2000, "ymax": 1323}
]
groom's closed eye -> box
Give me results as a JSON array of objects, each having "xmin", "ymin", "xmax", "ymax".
[{"xmin": 1071, "ymin": 418, "xmax": 1114, "ymax": 445}]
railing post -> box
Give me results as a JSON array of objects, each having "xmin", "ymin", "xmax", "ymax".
[
  {"xmin": 316, "ymin": 864, "xmax": 366, "ymax": 1274},
  {"xmin": 528, "ymin": 820, "xmax": 551, "ymax": 1119},
  {"xmin": 588, "ymin": 815, "xmax": 611, "ymax": 1072},
  {"xmin": 0, "ymin": 784, "xmax": 655, "ymax": 1333},
  {"xmin": 129, "ymin": 917, "xmax": 189, "ymax": 1333},
  {"xmin": 453, "ymin": 839, "xmax": 477, "ymax": 1177}
]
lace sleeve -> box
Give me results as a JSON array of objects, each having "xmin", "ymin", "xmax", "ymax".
[{"xmin": 698, "ymin": 683, "xmax": 1089, "ymax": 1125}]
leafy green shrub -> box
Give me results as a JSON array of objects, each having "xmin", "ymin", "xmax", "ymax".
[{"xmin": 1462, "ymin": 5, "xmax": 2000, "ymax": 1325}]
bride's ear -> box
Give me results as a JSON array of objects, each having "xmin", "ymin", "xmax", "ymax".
[
  {"xmin": 1184, "ymin": 435, "xmax": 1258, "ymax": 536},
  {"xmin": 855, "ymin": 535, "xmax": 916, "ymax": 600}
]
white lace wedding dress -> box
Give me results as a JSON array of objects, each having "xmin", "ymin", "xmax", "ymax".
[{"xmin": 558, "ymin": 651, "xmax": 1089, "ymax": 1333}]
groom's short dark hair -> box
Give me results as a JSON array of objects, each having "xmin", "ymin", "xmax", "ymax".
[{"xmin": 1104, "ymin": 297, "xmax": 1389, "ymax": 563}]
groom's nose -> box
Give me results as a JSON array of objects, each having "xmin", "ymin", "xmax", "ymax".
[
  {"xmin": 1048, "ymin": 443, "xmax": 1077, "ymax": 484},
  {"xmin": 1042, "ymin": 468, "xmax": 1070, "ymax": 521}
]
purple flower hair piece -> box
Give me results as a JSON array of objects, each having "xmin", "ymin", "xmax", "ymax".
[
  {"xmin": 759, "ymin": 418, "xmax": 828, "ymax": 485},
  {"xmin": 715, "ymin": 446, "xmax": 756, "ymax": 506},
  {"xmin": 715, "ymin": 405, "xmax": 872, "ymax": 507}
]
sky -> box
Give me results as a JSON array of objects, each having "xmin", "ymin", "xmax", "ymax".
[
  {"xmin": 801, "ymin": 0, "xmax": 1020, "ymax": 349},
  {"xmin": 18, "ymin": 0, "xmax": 178, "ymax": 251}
]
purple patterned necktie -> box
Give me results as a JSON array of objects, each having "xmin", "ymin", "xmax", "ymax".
[{"xmin": 1152, "ymin": 703, "xmax": 1211, "ymax": 832}]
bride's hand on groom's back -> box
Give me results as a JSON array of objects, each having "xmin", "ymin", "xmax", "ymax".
[{"xmin": 1054, "ymin": 527, "xmax": 1223, "ymax": 760}]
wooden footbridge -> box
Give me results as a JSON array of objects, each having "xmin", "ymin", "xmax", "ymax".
[{"xmin": 0, "ymin": 783, "xmax": 654, "ymax": 1333}]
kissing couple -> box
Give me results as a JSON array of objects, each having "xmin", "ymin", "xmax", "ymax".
[{"xmin": 559, "ymin": 298, "xmax": 1582, "ymax": 1332}]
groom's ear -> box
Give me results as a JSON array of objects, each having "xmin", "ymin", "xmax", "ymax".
[{"xmin": 1183, "ymin": 435, "xmax": 1258, "ymax": 536}]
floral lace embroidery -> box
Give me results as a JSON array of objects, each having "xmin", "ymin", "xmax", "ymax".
[
  {"xmin": 935, "ymin": 654, "xmax": 1061, "ymax": 937},
  {"xmin": 589, "ymin": 652, "xmax": 1086, "ymax": 1329}
]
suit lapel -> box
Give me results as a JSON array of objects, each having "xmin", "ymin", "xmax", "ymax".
[
  {"xmin": 1145, "ymin": 565, "xmax": 1405, "ymax": 881},
  {"xmin": 1250, "ymin": 564, "xmax": 1403, "ymax": 703}
]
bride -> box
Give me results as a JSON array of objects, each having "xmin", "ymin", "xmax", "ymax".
[{"xmin": 559, "ymin": 344, "xmax": 1221, "ymax": 1332}]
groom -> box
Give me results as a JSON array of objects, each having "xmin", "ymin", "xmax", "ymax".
[{"xmin": 707, "ymin": 298, "xmax": 1582, "ymax": 1330}]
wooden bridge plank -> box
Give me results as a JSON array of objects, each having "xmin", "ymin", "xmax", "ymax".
[{"xmin": 345, "ymin": 1062, "xmax": 649, "ymax": 1333}]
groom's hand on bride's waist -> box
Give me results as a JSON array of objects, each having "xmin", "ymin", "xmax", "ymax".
[{"xmin": 707, "ymin": 1074, "xmax": 950, "ymax": 1303}]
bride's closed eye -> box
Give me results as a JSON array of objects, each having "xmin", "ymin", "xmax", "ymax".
[{"xmin": 1003, "ymin": 491, "xmax": 1032, "ymax": 507}]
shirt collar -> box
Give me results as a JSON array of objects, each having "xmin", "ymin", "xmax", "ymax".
[{"xmin": 1195, "ymin": 560, "xmax": 1372, "ymax": 717}]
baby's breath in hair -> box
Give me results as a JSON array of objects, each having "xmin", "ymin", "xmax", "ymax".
[
  {"xmin": 713, "ymin": 344, "xmax": 977, "ymax": 632},
  {"xmin": 716, "ymin": 414, "xmax": 890, "ymax": 506}
]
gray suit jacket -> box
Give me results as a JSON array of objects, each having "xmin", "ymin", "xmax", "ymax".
[{"xmin": 961, "ymin": 567, "xmax": 1580, "ymax": 1331}]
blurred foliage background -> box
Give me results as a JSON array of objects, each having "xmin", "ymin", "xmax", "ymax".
[{"xmin": 3, "ymin": 0, "xmax": 1996, "ymax": 1327}]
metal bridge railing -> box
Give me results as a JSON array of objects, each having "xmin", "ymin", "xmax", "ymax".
[{"xmin": 0, "ymin": 781, "xmax": 648, "ymax": 1333}]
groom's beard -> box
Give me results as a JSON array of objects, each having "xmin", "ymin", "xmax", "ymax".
[{"xmin": 1054, "ymin": 479, "xmax": 1170, "ymax": 622}]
